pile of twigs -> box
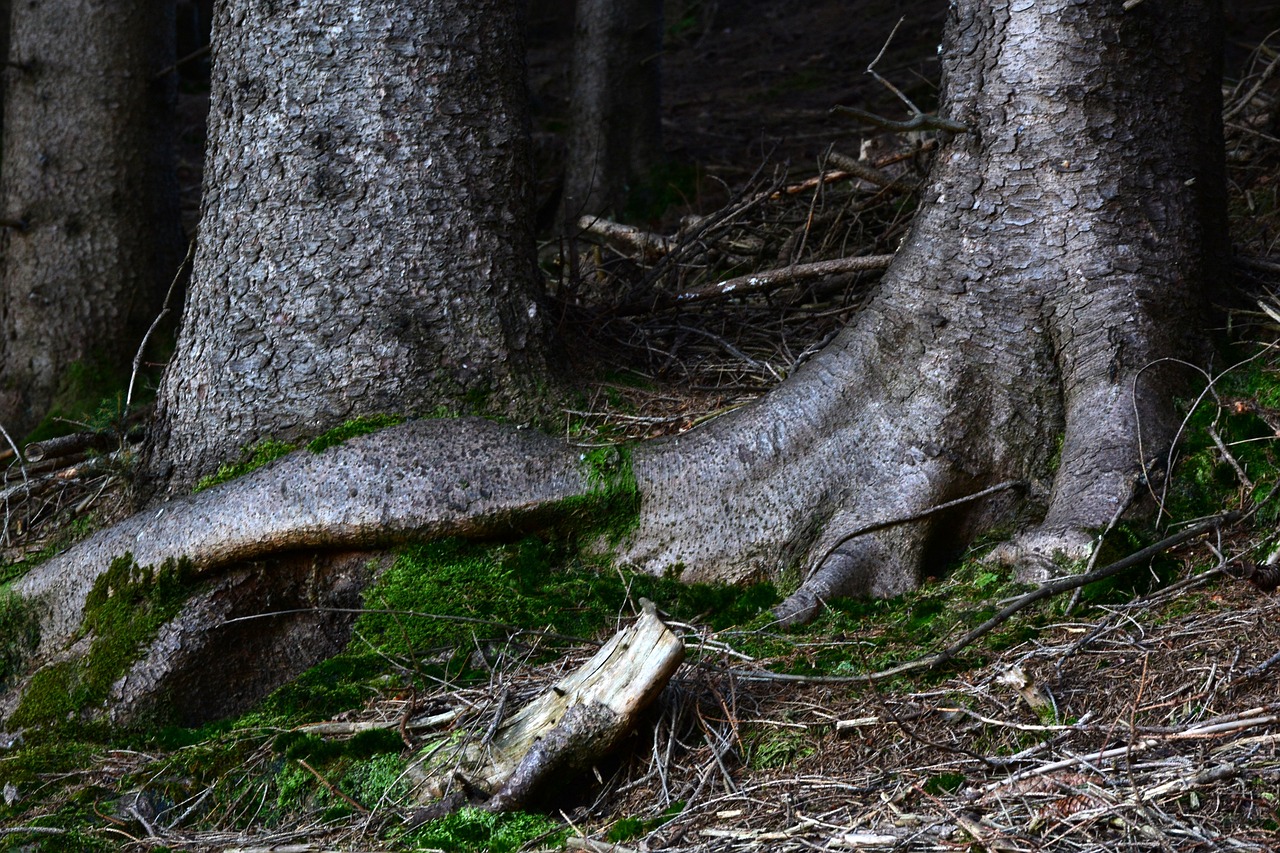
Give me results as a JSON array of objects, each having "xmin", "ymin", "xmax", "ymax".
[
  {"xmin": 554, "ymin": 138, "xmax": 931, "ymax": 441},
  {"xmin": 0, "ymin": 424, "xmax": 140, "ymax": 569}
]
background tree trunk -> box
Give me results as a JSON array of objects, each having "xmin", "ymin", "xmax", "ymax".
[
  {"xmin": 143, "ymin": 0, "xmax": 549, "ymax": 494},
  {"xmin": 558, "ymin": 0, "xmax": 663, "ymax": 225},
  {"xmin": 0, "ymin": 0, "xmax": 182, "ymax": 438}
]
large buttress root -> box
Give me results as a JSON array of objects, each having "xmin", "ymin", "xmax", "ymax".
[{"xmin": 12, "ymin": 418, "xmax": 594, "ymax": 655}]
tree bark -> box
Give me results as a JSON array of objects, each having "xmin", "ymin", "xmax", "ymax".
[
  {"xmin": 143, "ymin": 0, "xmax": 550, "ymax": 494},
  {"xmin": 0, "ymin": 0, "xmax": 182, "ymax": 437},
  {"xmin": 0, "ymin": 0, "xmax": 1229, "ymax": 721},
  {"xmin": 558, "ymin": 0, "xmax": 664, "ymax": 225},
  {"xmin": 628, "ymin": 0, "xmax": 1226, "ymax": 621}
]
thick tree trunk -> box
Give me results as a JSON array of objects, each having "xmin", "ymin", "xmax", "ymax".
[
  {"xmin": 558, "ymin": 0, "xmax": 663, "ymax": 225},
  {"xmin": 0, "ymin": 0, "xmax": 182, "ymax": 437},
  {"xmin": 0, "ymin": 0, "xmax": 1228, "ymax": 723},
  {"xmin": 143, "ymin": 0, "xmax": 549, "ymax": 494},
  {"xmin": 627, "ymin": 0, "xmax": 1226, "ymax": 621}
]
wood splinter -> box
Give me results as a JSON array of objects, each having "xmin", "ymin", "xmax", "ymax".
[{"xmin": 405, "ymin": 598, "xmax": 684, "ymax": 818}]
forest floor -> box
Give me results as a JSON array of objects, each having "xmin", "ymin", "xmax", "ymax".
[{"xmin": 5, "ymin": 1, "xmax": 1280, "ymax": 851}]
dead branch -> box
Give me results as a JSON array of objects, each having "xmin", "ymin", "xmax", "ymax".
[
  {"xmin": 824, "ymin": 151, "xmax": 913, "ymax": 192},
  {"xmin": 577, "ymin": 216, "xmax": 674, "ymax": 260},
  {"xmin": 406, "ymin": 600, "xmax": 684, "ymax": 812},
  {"xmin": 619, "ymin": 255, "xmax": 893, "ymax": 315}
]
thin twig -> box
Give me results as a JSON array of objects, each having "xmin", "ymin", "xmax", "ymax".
[
  {"xmin": 128, "ymin": 239, "xmax": 195, "ymax": 411},
  {"xmin": 296, "ymin": 759, "xmax": 370, "ymax": 815},
  {"xmin": 816, "ymin": 480, "xmax": 1026, "ymax": 569}
]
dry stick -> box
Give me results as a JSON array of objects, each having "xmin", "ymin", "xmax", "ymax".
[
  {"xmin": 832, "ymin": 20, "xmax": 969, "ymax": 135},
  {"xmin": 815, "ymin": 479, "xmax": 1026, "ymax": 570},
  {"xmin": 733, "ymin": 511, "xmax": 1238, "ymax": 685},
  {"xmin": 23, "ymin": 430, "xmax": 119, "ymax": 463},
  {"xmin": 649, "ymin": 255, "xmax": 893, "ymax": 312},
  {"xmin": 218, "ymin": 606, "xmax": 597, "ymax": 648},
  {"xmin": 577, "ymin": 216, "xmax": 674, "ymax": 259},
  {"xmin": 632, "ymin": 168, "xmax": 786, "ymax": 298},
  {"xmin": 1237, "ymin": 255, "xmax": 1280, "ymax": 275},
  {"xmin": 0, "ymin": 827, "xmax": 68, "ymax": 836},
  {"xmin": 0, "ymin": 424, "xmax": 27, "ymax": 484},
  {"xmin": 127, "ymin": 239, "xmax": 195, "ymax": 412},
  {"xmin": 296, "ymin": 758, "xmax": 370, "ymax": 815},
  {"xmin": 825, "ymin": 151, "xmax": 913, "ymax": 192}
]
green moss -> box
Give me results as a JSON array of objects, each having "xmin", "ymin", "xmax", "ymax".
[
  {"xmin": 253, "ymin": 522, "xmax": 776, "ymax": 722},
  {"xmin": 402, "ymin": 806, "xmax": 565, "ymax": 853},
  {"xmin": 9, "ymin": 554, "xmax": 196, "ymax": 729},
  {"xmin": 563, "ymin": 443, "xmax": 642, "ymax": 546},
  {"xmin": 306, "ymin": 413, "xmax": 405, "ymax": 453},
  {"xmin": 744, "ymin": 725, "xmax": 815, "ymax": 770},
  {"xmin": 344, "ymin": 752, "xmax": 412, "ymax": 807},
  {"xmin": 607, "ymin": 802, "xmax": 685, "ymax": 842},
  {"xmin": 193, "ymin": 438, "xmax": 297, "ymax": 492},
  {"xmin": 1165, "ymin": 352, "xmax": 1280, "ymax": 527},
  {"xmin": 0, "ymin": 589, "xmax": 41, "ymax": 688},
  {"xmin": 22, "ymin": 356, "xmax": 132, "ymax": 445}
]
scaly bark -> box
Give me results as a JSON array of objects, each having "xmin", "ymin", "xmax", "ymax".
[
  {"xmin": 629, "ymin": 0, "xmax": 1225, "ymax": 621},
  {"xmin": 1, "ymin": 0, "xmax": 1226, "ymax": 722},
  {"xmin": 0, "ymin": 0, "xmax": 182, "ymax": 436},
  {"xmin": 143, "ymin": 0, "xmax": 549, "ymax": 494}
]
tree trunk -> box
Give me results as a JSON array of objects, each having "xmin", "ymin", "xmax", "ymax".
[
  {"xmin": 558, "ymin": 0, "xmax": 663, "ymax": 225},
  {"xmin": 143, "ymin": 0, "xmax": 549, "ymax": 494},
  {"xmin": 0, "ymin": 0, "xmax": 1228, "ymax": 721},
  {"xmin": 626, "ymin": 0, "xmax": 1226, "ymax": 621},
  {"xmin": 0, "ymin": 0, "xmax": 182, "ymax": 437}
]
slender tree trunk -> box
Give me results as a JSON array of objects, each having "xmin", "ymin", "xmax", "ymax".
[
  {"xmin": 143, "ymin": 0, "xmax": 549, "ymax": 495},
  {"xmin": 0, "ymin": 0, "xmax": 182, "ymax": 437},
  {"xmin": 558, "ymin": 0, "xmax": 663, "ymax": 225}
]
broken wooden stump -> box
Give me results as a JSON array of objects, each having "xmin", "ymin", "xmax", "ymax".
[{"xmin": 406, "ymin": 598, "xmax": 684, "ymax": 814}]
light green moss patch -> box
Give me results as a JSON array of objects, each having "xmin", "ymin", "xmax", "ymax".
[
  {"xmin": 193, "ymin": 438, "xmax": 297, "ymax": 492},
  {"xmin": 306, "ymin": 413, "xmax": 406, "ymax": 453},
  {"xmin": 0, "ymin": 589, "xmax": 41, "ymax": 688},
  {"xmin": 401, "ymin": 806, "xmax": 566, "ymax": 853},
  {"xmin": 9, "ymin": 554, "xmax": 196, "ymax": 729}
]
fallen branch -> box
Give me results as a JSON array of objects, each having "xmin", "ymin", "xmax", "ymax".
[
  {"xmin": 619, "ymin": 255, "xmax": 893, "ymax": 315},
  {"xmin": 825, "ymin": 151, "xmax": 914, "ymax": 193},
  {"xmin": 577, "ymin": 216, "xmax": 674, "ymax": 260}
]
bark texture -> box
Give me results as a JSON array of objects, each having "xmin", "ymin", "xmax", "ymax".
[
  {"xmin": 559, "ymin": 0, "xmax": 664, "ymax": 225},
  {"xmin": 0, "ymin": 0, "xmax": 182, "ymax": 436},
  {"xmin": 626, "ymin": 0, "xmax": 1226, "ymax": 621},
  {"xmin": 144, "ymin": 0, "xmax": 548, "ymax": 493}
]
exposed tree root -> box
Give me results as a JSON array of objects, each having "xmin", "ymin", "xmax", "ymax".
[{"xmin": 0, "ymin": 0, "xmax": 1224, "ymax": 726}]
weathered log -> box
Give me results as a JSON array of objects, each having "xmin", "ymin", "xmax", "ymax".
[{"xmin": 407, "ymin": 598, "xmax": 683, "ymax": 812}]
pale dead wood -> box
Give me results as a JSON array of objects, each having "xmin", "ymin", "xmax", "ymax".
[
  {"xmin": 629, "ymin": 254, "xmax": 893, "ymax": 315},
  {"xmin": 407, "ymin": 599, "xmax": 684, "ymax": 810},
  {"xmin": 577, "ymin": 216, "xmax": 675, "ymax": 260}
]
